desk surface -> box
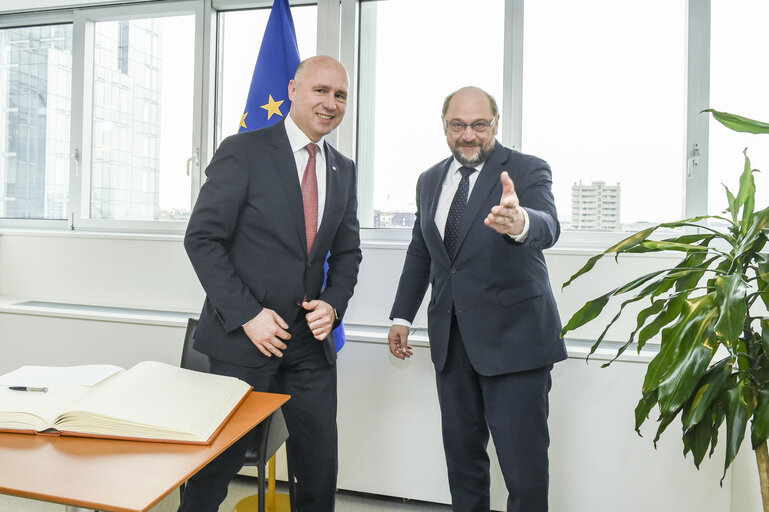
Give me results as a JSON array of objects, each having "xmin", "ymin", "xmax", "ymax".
[{"xmin": 0, "ymin": 391, "xmax": 289, "ymax": 512}]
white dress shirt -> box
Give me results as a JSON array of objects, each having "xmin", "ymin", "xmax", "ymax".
[{"xmin": 284, "ymin": 113, "xmax": 327, "ymax": 227}]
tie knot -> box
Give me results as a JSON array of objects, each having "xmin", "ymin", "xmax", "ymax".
[
  {"xmin": 459, "ymin": 166, "xmax": 475, "ymax": 179},
  {"xmin": 306, "ymin": 143, "xmax": 318, "ymax": 158}
]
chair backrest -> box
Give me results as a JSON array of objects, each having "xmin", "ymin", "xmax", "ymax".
[
  {"xmin": 179, "ymin": 317, "xmax": 289, "ymax": 468},
  {"xmin": 180, "ymin": 318, "xmax": 209, "ymax": 373}
]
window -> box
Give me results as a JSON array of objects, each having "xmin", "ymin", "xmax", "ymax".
[
  {"xmin": 708, "ymin": 0, "xmax": 769, "ymax": 216},
  {"xmin": 356, "ymin": 0, "xmax": 506, "ymax": 229},
  {"xmin": 216, "ymin": 5, "xmax": 317, "ymax": 146},
  {"xmin": 86, "ymin": 13, "xmax": 196, "ymax": 222},
  {"xmin": 0, "ymin": 23, "xmax": 72, "ymax": 220},
  {"xmin": 521, "ymin": 0, "xmax": 687, "ymax": 233}
]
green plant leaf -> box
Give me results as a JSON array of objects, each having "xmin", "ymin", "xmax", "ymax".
[
  {"xmin": 761, "ymin": 319, "xmax": 769, "ymax": 360},
  {"xmin": 638, "ymin": 296, "xmax": 686, "ymax": 348},
  {"xmin": 724, "ymin": 184, "xmax": 738, "ymax": 222},
  {"xmin": 713, "ymin": 274, "xmax": 749, "ymax": 346},
  {"xmin": 682, "ymin": 358, "xmax": 734, "ymax": 428},
  {"xmin": 640, "ymin": 240, "xmax": 711, "ymax": 253},
  {"xmin": 562, "ymin": 267, "xmax": 675, "ymax": 337},
  {"xmin": 751, "ymin": 388, "xmax": 769, "ymax": 449},
  {"xmin": 735, "ymin": 150, "xmax": 756, "ymax": 234},
  {"xmin": 643, "ymin": 294, "xmax": 717, "ymax": 397},
  {"xmin": 635, "ymin": 390, "xmax": 658, "ymax": 433},
  {"xmin": 683, "ymin": 416, "xmax": 717, "ymax": 469},
  {"xmin": 723, "ymin": 381, "xmax": 754, "ymax": 481},
  {"xmin": 703, "ymin": 109, "xmax": 769, "ymax": 135},
  {"xmin": 561, "ymin": 295, "xmax": 611, "ymax": 336},
  {"xmin": 653, "ymin": 412, "xmax": 677, "ymax": 448},
  {"xmin": 656, "ymin": 307, "xmax": 720, "ymax": 416}
]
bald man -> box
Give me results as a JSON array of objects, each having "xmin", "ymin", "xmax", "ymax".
[
  {"xmin": 180, "ymin": 55, "xmax": 361, "ymax": 512},
  {"xmin": 388, "ymin": 87, "xmax": 566, "ymax": 512}
]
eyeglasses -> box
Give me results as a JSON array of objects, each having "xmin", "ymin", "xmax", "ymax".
[{"xmin": 443, "ymin": 117, "xmax": 497, "ymax": 133}]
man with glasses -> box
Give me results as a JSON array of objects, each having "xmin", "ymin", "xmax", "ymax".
[{"xmin": 388, "ymin": 86, "xmax": 566, "ymax": 512}]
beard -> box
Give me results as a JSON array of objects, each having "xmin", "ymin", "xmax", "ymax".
[{"xmin": 451, "ymin": 140, "xmax": 494, "ymax": 166}]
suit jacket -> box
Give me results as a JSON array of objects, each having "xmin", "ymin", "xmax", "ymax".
[
  {"xmin": 390, "ymin": 142, "xmax": 566, "ymax": 376},
  {"xmin": 185, "ymin": 119, "xmax": 362, "ymax": 367}
]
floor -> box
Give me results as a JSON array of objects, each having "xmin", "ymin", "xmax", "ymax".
[{"xmin": 0, "ymin": 476, "xmax": 452, "ymax": 511}]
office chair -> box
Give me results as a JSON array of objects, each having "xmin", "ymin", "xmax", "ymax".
[{"xmin": 179, "ymin": 318, "xmax": 296, "ymax": 512}]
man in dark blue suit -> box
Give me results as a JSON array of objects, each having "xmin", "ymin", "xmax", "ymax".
[
  {"xmin": 389, "ymin": 86, "xmax": 566, "ymax": 512},
  {"xmin": 180, "ymin": 56, "xmax": 361, "ymax": 512}
]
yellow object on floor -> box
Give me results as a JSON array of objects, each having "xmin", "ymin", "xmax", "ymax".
[
  {"xmin": 233, "ymin": 455, "xmax": 292, "ymax": 512},
  {"xmin": 233, "ymin": 493, "xmax": 292, "ymax": 512}
]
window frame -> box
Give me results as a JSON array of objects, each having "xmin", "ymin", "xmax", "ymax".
[
  {"xmin": 352, "ymin": 0, "xmax": 713, "ymax": 249},
  {"xmin": 69, "ymin": 0, "xmax": 205, "ymax": 233},
  {"xmin": 0, "ymin": 0, "xmax": 716, "ymax": 246}
]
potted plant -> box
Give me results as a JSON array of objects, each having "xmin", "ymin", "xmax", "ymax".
[{"xmin": 561, "ymin": 110, "xmax": 769, "ymax": 509}]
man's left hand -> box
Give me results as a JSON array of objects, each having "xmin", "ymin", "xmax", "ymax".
[
  {"xmin": 302, "ymin": 299, "xmax": 335, "ymax": 341},
  {"xmin": 484, "ymin": 171, "xmax": 525, "ymax": 236}
]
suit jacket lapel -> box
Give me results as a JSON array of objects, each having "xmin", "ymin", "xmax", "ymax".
[
  {"xmin": 427, "ymin": 159, "xmax": 452, "ymax": 263},
  {"xmin": 453, "ymin": 142, "xmax": 508, "ymax": 257},
  {"xmin": 270, "ymin": 121, "xmax": 309, "ymax": 254},
  {"xmin": 313, "ymin": 143, "xmax": 343, "ymax": 259}
]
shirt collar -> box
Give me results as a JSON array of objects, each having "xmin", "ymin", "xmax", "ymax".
[
  {"xmin": 449, "ymin": 158, "xmax": 485, "ymax": 175},
  {"xmin": 285, "ymin": 113, "xmax": 326, "ymax": 159}
]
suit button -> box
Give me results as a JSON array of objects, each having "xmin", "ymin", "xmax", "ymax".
[
  {"xmin": 450, "ymin": 268, "xmax": 456, "ymax": 274},
  {"xmin": 295, "ymin": 300, "xmax": 302, "ymax": 306},
  {"xmin": 307, "ymin": 262, "xmax": 312, "ymax": 268}
]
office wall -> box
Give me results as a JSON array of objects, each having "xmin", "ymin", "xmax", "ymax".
[{"xmin": 0, "ymin": 230, "xmax": 763, "ymax": 511}]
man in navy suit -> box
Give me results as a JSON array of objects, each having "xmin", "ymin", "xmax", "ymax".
[
  {"xmin": 180, "ymin": 55, "xmax": 361, "ymax": 512},
  {"xmin": 389, "ymin": 86, "xmax": 566, "ymax": 512}
]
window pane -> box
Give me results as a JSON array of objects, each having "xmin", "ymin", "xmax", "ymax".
[
  {"xmin": 0, "ymin": 24, "xmax": 72, "ymax": 220},
  {"xmin": 217, "ymin": 6, "xmax": 317, "ymax": 144},
  {"xmin": 709, "ymin": 0, "xmax": 769, "ymax": 218},
  {"xmin": 522, "ymin": 0, "xmax": 687, "ymax": 232},
  {"xmin": 90, "ymin": 15, "xmax": 194, "ymax": 221},
  {"xmin": 357, "ymin": 0, "xmax": 505, "ymax": 229}
]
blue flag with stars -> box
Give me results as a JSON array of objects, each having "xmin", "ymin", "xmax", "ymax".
[
  {"xmin": 239, "ymin": 0, "xmax": 346, "ymax": 352},
  {"xmin": 238, "ymin": 0, "xmax": 300, "ymax": 133}
]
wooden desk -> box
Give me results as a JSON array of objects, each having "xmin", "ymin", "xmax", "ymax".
[{"xmin": 0, "ymin": 391, "xmax": 289, "ymax": 512}]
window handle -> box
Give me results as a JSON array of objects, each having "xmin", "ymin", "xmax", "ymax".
[
  {"xmin": 70, "ymin": 148, "xmax": 80, "ymax": 177},
  {"xmin": 186, "ymin": 149, "xmax": 199, "ymax": 176},
  {"xmin": 687, "ymin": 143, "xmax": 700, "ymax": 179}
]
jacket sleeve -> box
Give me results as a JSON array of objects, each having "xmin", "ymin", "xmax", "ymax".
[
  {"xmin": 390, "ymin": 174, "xmax": 432, "ymax": 322},
  {"xmin": 320, "ymin": 159, "xmax": 362, "ymax": 323},
  {"xmin": 183, "ymin": 135, "xmax": 263, "ymax": 333},
  {"xmin": 514, "ymin": 160, "xmax": 560, "ymax": 250}
]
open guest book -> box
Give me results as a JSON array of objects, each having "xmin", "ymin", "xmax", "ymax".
[{"xmin": 0, "ymin": 360, "xmax": 253, "ymax": 445}]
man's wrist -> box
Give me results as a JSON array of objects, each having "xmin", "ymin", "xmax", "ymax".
[{"xmin": 392, "ymin": 318, "xmax": 412, "ymax": 327}]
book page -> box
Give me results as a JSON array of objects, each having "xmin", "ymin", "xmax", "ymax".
[
  {"xmin": 54, "ymin": 361, "xmax": 251, "ymax": 442},
  {"xmin": 0, "ymin": 385, "xmax": 92, "ymax": 431},
  {"xmin": 0, "ymin": 364, "xmax": 123, "ymax": 387}
]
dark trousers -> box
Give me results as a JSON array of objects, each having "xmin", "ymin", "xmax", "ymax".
[
  {"xmin": 435, "ymin": 317, "xmax": 552, "ymax": 512},
  {"xmin": 178, "ymin": 313, "xmax": 338, "ymax": 512}
]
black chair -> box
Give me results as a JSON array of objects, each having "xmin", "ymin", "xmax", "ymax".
[{"xmin": 180, "ymin": 318, "xmax": 295, "ymax": 512}]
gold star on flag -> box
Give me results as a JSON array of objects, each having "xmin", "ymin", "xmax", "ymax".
[
  {"xmin": 240, "ymin": 113, "xmax": 248, "ymax": 129},
  {"xmin": 261, "ymin": 94, "xmax": 285, "ymax": 120}
]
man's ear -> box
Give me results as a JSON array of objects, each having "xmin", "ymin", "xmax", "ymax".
[{"xmin": 288, "ymin": 80, "xmax": 296, "ymax": 101}]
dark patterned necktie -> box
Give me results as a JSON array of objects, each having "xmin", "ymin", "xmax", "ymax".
[{"xmin": 443, "ymin": 166, "xmax": 475, "ymax": 258}]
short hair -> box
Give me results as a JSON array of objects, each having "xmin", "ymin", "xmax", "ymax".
[{"xmin": 442, "ymin": 88, "xmax": 499, "ymax": 118}]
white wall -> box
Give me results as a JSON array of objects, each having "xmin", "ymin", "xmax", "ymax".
[{"xmin": 0, "ymin": 230, "xmax": 762, "ymax": 511}]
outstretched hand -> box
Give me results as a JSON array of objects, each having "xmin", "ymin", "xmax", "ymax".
[{"xmin": 484, "ymin": 171, "xmax": 525, "ymax": 236}]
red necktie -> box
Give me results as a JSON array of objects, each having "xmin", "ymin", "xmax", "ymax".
[{"xmin": 301, "ymin": 143, "xmax": 319, "ymax": 255}]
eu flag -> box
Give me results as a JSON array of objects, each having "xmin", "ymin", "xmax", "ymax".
[{"xmin": 238, "ymin": 0, "xmax": 300, "ymax": 133}]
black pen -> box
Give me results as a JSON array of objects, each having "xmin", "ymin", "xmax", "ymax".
[{"xmin": 8, "ymin": 386, "xmax": 48, "ymax": 393}]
